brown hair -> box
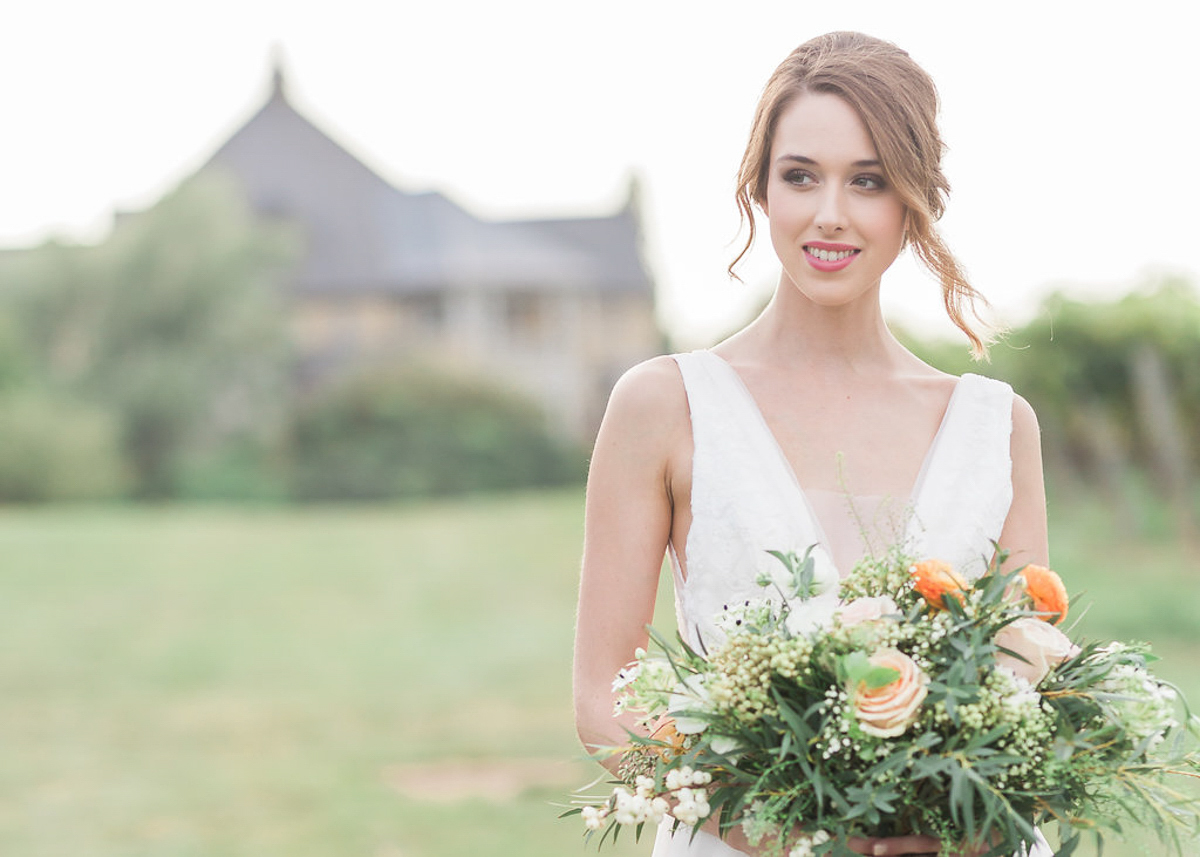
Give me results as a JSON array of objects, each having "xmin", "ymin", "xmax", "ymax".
[{"xmin": 731, "ymin": 31, "xmax": 992, "ymax": 357}]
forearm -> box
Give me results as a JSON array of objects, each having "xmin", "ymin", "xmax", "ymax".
[{"xmin": 574, "ymin": 696, "xmax": 648, "ymax": 775}]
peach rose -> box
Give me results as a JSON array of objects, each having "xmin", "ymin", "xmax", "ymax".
[
  {"xmin": 851, "ymin": 648, "xmax": 930, "ymax": 738},
  {"xmin": 994, "ymin": 617, "xmax": 1080, "ymax": 685},
  {"xmin": 837, "ymin": 596, "xmax": 899, "ymax": 627},
  {"xmin": 1019, "ymin": 565, "xmax": 1069, "ymax": 625},
  {"xmin": 910, "ymin": 559, "xmax": 967, "ymax": 610}
]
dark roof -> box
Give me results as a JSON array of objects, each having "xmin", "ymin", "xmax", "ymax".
[{"xmin": 203, "ymin": 68, "xmax": 653, "ymax": 298}]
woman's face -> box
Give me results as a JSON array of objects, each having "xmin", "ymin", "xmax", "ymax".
[{"xmin": 763, "ymin": 92, "xmax": 906, "ymax": 309}]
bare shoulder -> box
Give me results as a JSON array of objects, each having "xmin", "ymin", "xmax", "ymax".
[
  {"xmin": 585, "ymin": 355, "xmax": 692, "ymax": 536},
  {"xmin": 599, "ymin": 355, "xmax": 690, "ymax": 439},
  {"xmin": 1009, "ymin": 392, "xmax": 1044, "ymax": 469},
  {"xmin": 1010, "ymin": 392, "xmax": 1041, "ymax": 434}
]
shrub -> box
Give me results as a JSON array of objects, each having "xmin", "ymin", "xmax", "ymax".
[
  {"xmin": 0, "ymin": 392, "xmax": 128, "ymax": 501},
  {"xmin": 287, "ymin": 367, "xmax": 584, "ymax": 501}
]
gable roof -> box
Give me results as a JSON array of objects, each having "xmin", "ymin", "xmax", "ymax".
[{"xmin": 203, "ymin": 67, "xmax": 653, "ymax": 298}]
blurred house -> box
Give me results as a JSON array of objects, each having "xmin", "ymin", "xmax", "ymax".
[{"xmin": 197, "ymin": 64, "xmax": 662, "ymax": 440}]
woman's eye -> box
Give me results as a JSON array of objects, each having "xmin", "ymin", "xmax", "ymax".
[
  {"xmin": 784, "ymin": 170, "xmax": 816, "ymax": 186},
  {"xmin": 853, "ymin": 174, "xmax": 886, "ymax": 190}
]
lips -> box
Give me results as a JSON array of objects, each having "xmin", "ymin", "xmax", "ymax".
[{"xmin": 803, "ymin": 243, "xmax": 860, "ymax": 272}]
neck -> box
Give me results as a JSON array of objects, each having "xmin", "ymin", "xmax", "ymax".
[{"xmin": 735, "ymin": 273, "xmax": 907, "ymax": 375}]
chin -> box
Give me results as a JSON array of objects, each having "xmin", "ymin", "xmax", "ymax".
[{"xmin": 785, "ymin": 276, "xmax": 878, "ymax": 309}]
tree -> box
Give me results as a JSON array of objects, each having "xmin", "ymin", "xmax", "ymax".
[{"xmin": 1, "ymin": 171, "xmax": 297, "ymax": 498}]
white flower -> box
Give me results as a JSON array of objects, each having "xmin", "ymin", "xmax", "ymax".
[
  {"xmin": 784, "ymin": 592, "xmax": 838, "ymax": 636},
  {"xmin": 788, "ymin": 830, "xmax": 830, "ymax": 857},
  {"xmin": 650, "ymin": 796, "xmax": 670, "ymax": 823},
  {"xmin": 612, "ymin": 663, "xmax": 641, "ymax": 692},
  {"xmin": 581, "ymin": 805, "xmax": 608, "ymax": 830},
  {"xmin": 666, "ymin": 766, "xmax": 696, "ymax": 790},
  {"xmin": 710, "ymin": 734, "xmax": 743, "ymax": 757},
  {"xmin": 1098, "ymin": 663, "xmax": 1179, "ymax": 746},
  {"xmin": 715, "ymin": 596, "xmax": 781, "ymax": 635},
  {"xmin": 612, "ymin": 787, "xmax": 652, "ymax": 826},
  {"xmin": 668, "ymin": 673, "xmax": 713, "ymax": 734},
  {"xmin": 671, "ymin": 787, "xmax": 711, "ymax": 826}
]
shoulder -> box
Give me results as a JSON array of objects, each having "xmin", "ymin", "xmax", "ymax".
[
  {"xmin": 592, "ymin": 355, "xmax": 691, "ymax": 463},
  {"xmin": 603, "ymin": 355, "xmax": 689, "ymax": 427},
  {"xmin": 1010, "ymin": 391, "xmax": 1040, "ymax": 431},
  {"xmin": 1009, "ymin": 391, "xmax": 1042, "ymax": 457},
  {"xmin": 586, "ymin": 355, "xmax": 692, "ymax": 509}
]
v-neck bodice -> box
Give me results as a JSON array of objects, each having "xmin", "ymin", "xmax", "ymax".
[
  {"xmin": 704, "ymin": 351, "xmax": 968, "ymax": 560},
  {"xmin": 668, "ymin": 350, "xmax": 1014, "ymax": 652}
]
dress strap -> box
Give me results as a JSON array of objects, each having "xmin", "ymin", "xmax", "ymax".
[
  {"xmin": 908, "ymin": 374, "xmax": 1014, "ymax": 579},
  {"xmin": 672, "ymin": 350, "xmax": 836, "ymax": 584}
]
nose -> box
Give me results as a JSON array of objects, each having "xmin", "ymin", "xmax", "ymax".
[{"xmin": 814, "ymin": 186, "xmax": 848, "ymax": 233}]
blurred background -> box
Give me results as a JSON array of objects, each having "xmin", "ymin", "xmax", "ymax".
[{"xmin": 1, "ymin": 1, "xmax": 1197, "ymax": 855}]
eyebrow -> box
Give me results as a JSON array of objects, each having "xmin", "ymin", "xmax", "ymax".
[{"xmin": 776, "ymin": 154, "xmax": 881, "ymax": 168}]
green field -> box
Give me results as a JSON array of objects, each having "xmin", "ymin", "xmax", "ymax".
[{"xmin": 1, "ymin": 490, "xmax": 1197, "ymax": 856}]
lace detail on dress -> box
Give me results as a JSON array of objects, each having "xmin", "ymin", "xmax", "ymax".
[{"xmin": 670, "ymin": 352, "xmax": 835, "ymax": 653}]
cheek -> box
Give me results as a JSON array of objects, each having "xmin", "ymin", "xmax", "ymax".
[
  {"xmin": 764, "ymin": 188, "xmax": 811, "ymax": 243},
  {"xmin": 871, "ymin": 201, "xmax": 907, "ymax": 246}
]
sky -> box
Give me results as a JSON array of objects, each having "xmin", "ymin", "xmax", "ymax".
[{"xmin": 4, "ymin": 0, "xmax": 1199, "ymax": 347}]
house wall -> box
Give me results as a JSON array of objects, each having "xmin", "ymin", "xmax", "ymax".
[{"xmin": 288, "ymin": 288, "xmax": 661, "ymax": 441}]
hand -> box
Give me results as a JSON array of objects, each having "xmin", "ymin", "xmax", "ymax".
[
  {"xmin": 847, "ymin": 834, "xmax": 994, "ymax": 856},
  {"xmin": 846, "ymin": 834, "xmax": 942, "ymax": 855}
]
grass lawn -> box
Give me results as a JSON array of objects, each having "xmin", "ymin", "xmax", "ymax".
[{"xmin": 0, "ymin": 489, "xmax": 1197, "ymax": 855}]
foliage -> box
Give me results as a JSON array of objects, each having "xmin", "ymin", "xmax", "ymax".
[
  {"xmin": 904, "ymin": 275, "xmax": 1200, "ymax": 516},
  {"xmin": 0, "ymin": 171, "xmax": 585, "ymax": 503},
  {"xmin": 0, "ymin": 170, "xmax": 296, "ymax": 499},
  {"xmin": 287, "ymin": 366, "xmax": 585, "ymax": 501},
  {"xmin": 0, "ymin": 390, "xmax": 128, "ymax": 501},
  {"xmin": 573, "ymin": 548, "xmax": 1200, "ymax": 856},
  {"xmin": 996, "ymin": 278, "xmax": 1200, "ymax": 473}
]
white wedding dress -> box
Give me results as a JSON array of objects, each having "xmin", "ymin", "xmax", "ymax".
[{"xmin": 652, "ymin": 350, "xmax": 1051, "ymax": 857}]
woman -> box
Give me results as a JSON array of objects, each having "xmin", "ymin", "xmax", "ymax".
[{"xmin": 574, "ymin": 32, "xmax": 1050, "ymax": 857}]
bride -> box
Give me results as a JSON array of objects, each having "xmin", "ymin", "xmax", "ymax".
[{"xmin": 573, "ymin": 32, "xmax": 1050, "ymax": 857}]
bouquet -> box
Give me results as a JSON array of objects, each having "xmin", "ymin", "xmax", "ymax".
[{"xmin": 566, "ymin": 546, "xmax": 1200, "ymax": 856}]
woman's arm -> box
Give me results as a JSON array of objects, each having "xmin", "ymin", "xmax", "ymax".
[
  {"xmin": 573, "ymin": 357, "xmax": 690, "ymax": 773},
  {"xmin": 998, "ymin": 394, "xmax": 1050, "ymax": 569}
]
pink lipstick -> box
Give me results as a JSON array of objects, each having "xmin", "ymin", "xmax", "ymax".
[{"xmin": 803, "ymin": 241, "xmax": 860, "ymax": 272}]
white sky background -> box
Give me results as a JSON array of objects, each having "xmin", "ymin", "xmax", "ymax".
[{"xmin": 3, "ymin": 0, "xmax": 1198, "ymax": 348}]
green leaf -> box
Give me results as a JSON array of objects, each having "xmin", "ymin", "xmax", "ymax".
[
  {"xmin": 839, "ymin": 652, "xmax": 899, "ymax": 690},
  {"xmin": 862, "ymin": 665, "xmax": 900, "ymax": 689}
]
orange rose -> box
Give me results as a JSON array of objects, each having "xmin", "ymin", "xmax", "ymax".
[
  {"xmin": 647, "ymin": 716, "xmax": 686, "ymax": 759},
  {"xmin": 852, "ymin": 648, "xmax": 930, "ymax": 737},
  {"xmin": 910, "ymin": 559, "xmax": 967, "ymax": 610},
  {"xmin": 1020, "ymin": 565, "xmax": 1068, "ymax": 625}
]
